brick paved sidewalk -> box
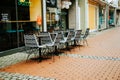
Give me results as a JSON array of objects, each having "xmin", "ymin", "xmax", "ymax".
[{"xmin": 0, "ymin": 27, "xmax": 120, "ymax": 80}]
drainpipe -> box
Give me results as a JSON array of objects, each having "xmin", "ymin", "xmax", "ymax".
[
  {"xmin": 106, "ymin": 4, "xmax": 109, "ymax": 29},
  {"xmin": 104, "ymin": 6, "xmax": 107, "ymax": 29},
  {"xmin": 42, "ymin": 0, "xmax": 47, "ymax": 32},
  {"xmin": 114, "ymin": 8, "xmax": 117, "ymax": 27}
]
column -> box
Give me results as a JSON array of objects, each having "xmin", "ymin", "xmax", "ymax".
[
  {"xmin": 42, "ymin": 0, "xmax": 47, "ymax": 32},
  {"xmin": 76, "ymin": 0, "xmax": 81, "ymax": 30},
  {"xmin": 105, "ymin": 4, "xmax": 109, "ymax": 28},
  {"xmin": 85, "ymin": 0, "xmax": 89, "ymax": 29}
]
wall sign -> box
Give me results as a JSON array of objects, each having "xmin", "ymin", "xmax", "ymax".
[
  {"xmin": 1, "ymin": 13, "xmax": 9, "ymax": 21},
  {"xmin": 18, "ymin": 0, "xmax": 31, "ymax": 6},
  {"xmin": 37, "ymin": 16, "xmax": 42, "ymax": 25}
]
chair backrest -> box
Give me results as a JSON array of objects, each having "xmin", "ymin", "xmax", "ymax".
[
  {"xmin": 83, "ymin": 28, "xmax": 90, "ymax": 38},
  {"xmin": 66, "ymin": 30, "xmax": 75, "ymax": 42},
  {"xmin": 39, "ymin": 32, "xmax": 53, "ymax": 45},
  {"xmin": 53, "ymin": 32, "xmax": 65, "ymax": 46},
  {"xmin": 24, "ymin": 34, "xmax": 39, "ymax": 48},
  {"xmin": 54, "ymin": 30, "xmax": 61, "ymax": 33},
  {"xmin": 54, "ymin": 30, "xmax": 65, "ymax": 39},
  {"xmin": 68, "ymin": 29, "xmax": 75, "ymax": 37},
  {"xmin": 68, "ymin": 28, "xmax": 74, "ymax": 31},
  {"xmin": 74, "ymin": 30, "xmax": 82, "ymax": 40}
]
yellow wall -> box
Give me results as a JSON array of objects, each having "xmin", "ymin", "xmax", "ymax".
[
  {"xmin": 88, "ymin": 0, "xmax": 98, "ymax": 6},
  {"xmin": 89, "ymin": 4, "xmax": 96, "ymax": 30},
  {"xmin": 29, "ymin": 0, "xmax": 42, "ymax": 21}
]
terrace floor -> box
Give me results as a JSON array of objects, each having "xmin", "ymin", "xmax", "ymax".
[{"xmin": 0, "ymin": 27, "xmax": 120, "ymax": 80}]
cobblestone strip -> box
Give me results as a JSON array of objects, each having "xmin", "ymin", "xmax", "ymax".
[
  {"xmin": 0, "ymin": 52, "xmax": 35, "ymax": 69},
  {"xmin": 60, "ymin": 53, "xmax": 120, "ymax": 61},
  {"xmin": 0, "ymin": 72, "xmax": 55, "ymax": 80}
]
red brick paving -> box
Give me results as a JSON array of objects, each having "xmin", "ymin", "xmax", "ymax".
[
  {"xmin": 71, "ymin": 27, "xmax": 120, "ymax": 58},
  {"xmin": 1, "ymin": 27, "xmax": 120, "ymax": 80}
]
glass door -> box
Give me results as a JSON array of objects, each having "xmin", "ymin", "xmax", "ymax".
[{"xmin": 47, "ymin": 11, "xmax": 56, "ymax": 32}]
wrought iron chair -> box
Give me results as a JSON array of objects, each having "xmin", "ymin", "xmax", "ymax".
[
  {"xmin": 46, "ymin": 31, "xmax": 66, "ymax": 61},
  {"xmin": 74, "ymin": 30, "xmax": 82, "ymax": 45},
  {"xmin": 53, "ymin": 30, "xmax": 65, "ymax": 49},
  {"xmin": 38, "ymin": 32, "xmax": 56, "ymax": 61},
  {"xmin": 72, "ymin": 30, "xmax": 82, "ymax": 49},
  {"xmin": 68, "ymin": 29, "xmax": 76, "ymax": 45},
  {"xmin": 60, "ymin": 30, "xmax": 75, "ymax": 51},
  {"xmin": 81, "ymin": 28, "xmax": 90, "ymax": 46},
  {"xmin": 24, "ymin": 34, "xmax": 47, "ymax": 61},
  {"xmin": 38, "ymin": 31, "xmax": 64, "ymax": 61}
]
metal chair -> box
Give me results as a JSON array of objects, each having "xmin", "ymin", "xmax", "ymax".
[
  {"xmin": 60, "ymin": 30, "xmax": 75, "ymax": 51},
  {"xmin": 72, "ymin": 30, "xmax": 82, "ymax": 49},
  {"xmin": 74, "ymin": 30, "xmax": 82, "ymax": 45},
  {"xmin": 81, "ymin": 28, "xmax": 90, "ymax": 46},
  {"xmin": 46, "ymin": 32, "xmax": 65, "ymax": 61},
  {"xmin": 53, "ymin": 30, "xmax": 65, "ymax": 49},
  {"xmin": 39, "ymin": 31, "xmax": 64, "ymax": 61},
  {"xmin": 39, "ymin": 32, "xmax": 55, "ymax": 61},
  {"xmin": 69, "ymin": 29, "xmax": 76, "ymax": 45},
  {"xmin": 24, "ymin": 34, "xmax": 47, "ymax": 61}
]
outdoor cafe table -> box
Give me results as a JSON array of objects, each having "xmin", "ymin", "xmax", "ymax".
[
  {"xmin": 36, "ymin": 34, "xmax": 48, "ymax": 61},
  {"xmin": 36, "ymin": 33, "xmax": 57, "ymax": 61}
]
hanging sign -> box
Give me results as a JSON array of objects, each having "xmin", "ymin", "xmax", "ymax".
[
  {"xmin": 18, "ymin": 0, "xmax": 31, "ymax": 6},
  {"xmin": 37, "ymin": 16, "xmax": 42, "ymax": 25}
]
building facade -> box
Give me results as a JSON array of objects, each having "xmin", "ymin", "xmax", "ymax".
[
  {"xmin": 0, "ymin": 0, "xmax": 74, "ymax": 52},
  {"xmin": 0, "ymin": 0, "xmax": 42, "ymax": 51},
  {"xmin": 0, "ymin": 0, "xmax": 119, "ymax": 54},
  {"xmin": 88, "ymin": 0, "xmax": 99, "ymax": 31}
]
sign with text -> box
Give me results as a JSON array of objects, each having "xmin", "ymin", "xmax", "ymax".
[
  {"xmin": 1, "ymin": 13, "xmax": 9, "ymax": 21},
  {"xmin": 18, "ymin": 0, "xmax": 31, "ymax": 6}
]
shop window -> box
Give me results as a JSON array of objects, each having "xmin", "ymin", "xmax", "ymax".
[
  {"xmin": 46, "ymin": 12, "xmax": 56, "ymax": 32},
  {"xmin": 0, "ymin": 0, "xmax": 42, "ymax": 51}
]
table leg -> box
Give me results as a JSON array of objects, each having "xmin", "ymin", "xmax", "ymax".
[{"xmin": 39, "ymin": 48, "xmax": 42, "ymax": 62}]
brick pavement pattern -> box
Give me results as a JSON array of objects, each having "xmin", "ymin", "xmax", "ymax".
[{"xmin": 0, "ymin": 27, "xmax": 120, "ymax": 80}]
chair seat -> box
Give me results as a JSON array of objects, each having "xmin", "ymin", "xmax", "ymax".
[
  {"xmin": 46, "ymin": 42, "xmax": 54, "ymax": 47},
  {"xmin": 60, "ymin": 39, "xmax": 66, "ymax": 43},
  {"xmin": 80, "ymin": 35, "xmax": 84, "ymax": 38},
  {"xmin": 71, "ymin": 37, "xmax": 75, "ymax": 41},
  {"xmin": 38, "ymin": 44, "xmax": 46, "ymax": 48},
  {"xmin": 64, "ymin": 37, "xmax": 67, "ymax": 40},
  {"xmin": 24, "ymin": 34, "xmax": 48, "ymax": 61}
]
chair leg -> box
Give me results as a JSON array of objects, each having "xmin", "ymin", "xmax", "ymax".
[
  {"xmin": 86, "ymin": 40, "xmax": 88, "ymax": 46},
  {"xmin": 26, "ymin": 51, "xmax": 33, "ymax": 62},
  {"xmin": 52, "ymin": 50, "xmax": 55, "ymax": 62},
  {"xmin": 26, "ymin": 49, "xmax": 33, "ymax": 61},
  {"xmin": 84, "ymin": 39, "xmax": 88, "ymax": 46},
  {"xmin": 42, "ymin": 48, "xmax": 48, "ymax": 60},
  {"xmin": 26, "ymin": 54, "xmax": 31, "ymax": 61},
  {"xmin": 83, "ymin": 39, "xmax": 85, "ymax": 45},
  {"xmin": 74, "ymin": 40, "xmax": 82, "ymax": 50},
  {"xmin": 58, "ymin": 55, "xmax": 60, "ymax": 59}
]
